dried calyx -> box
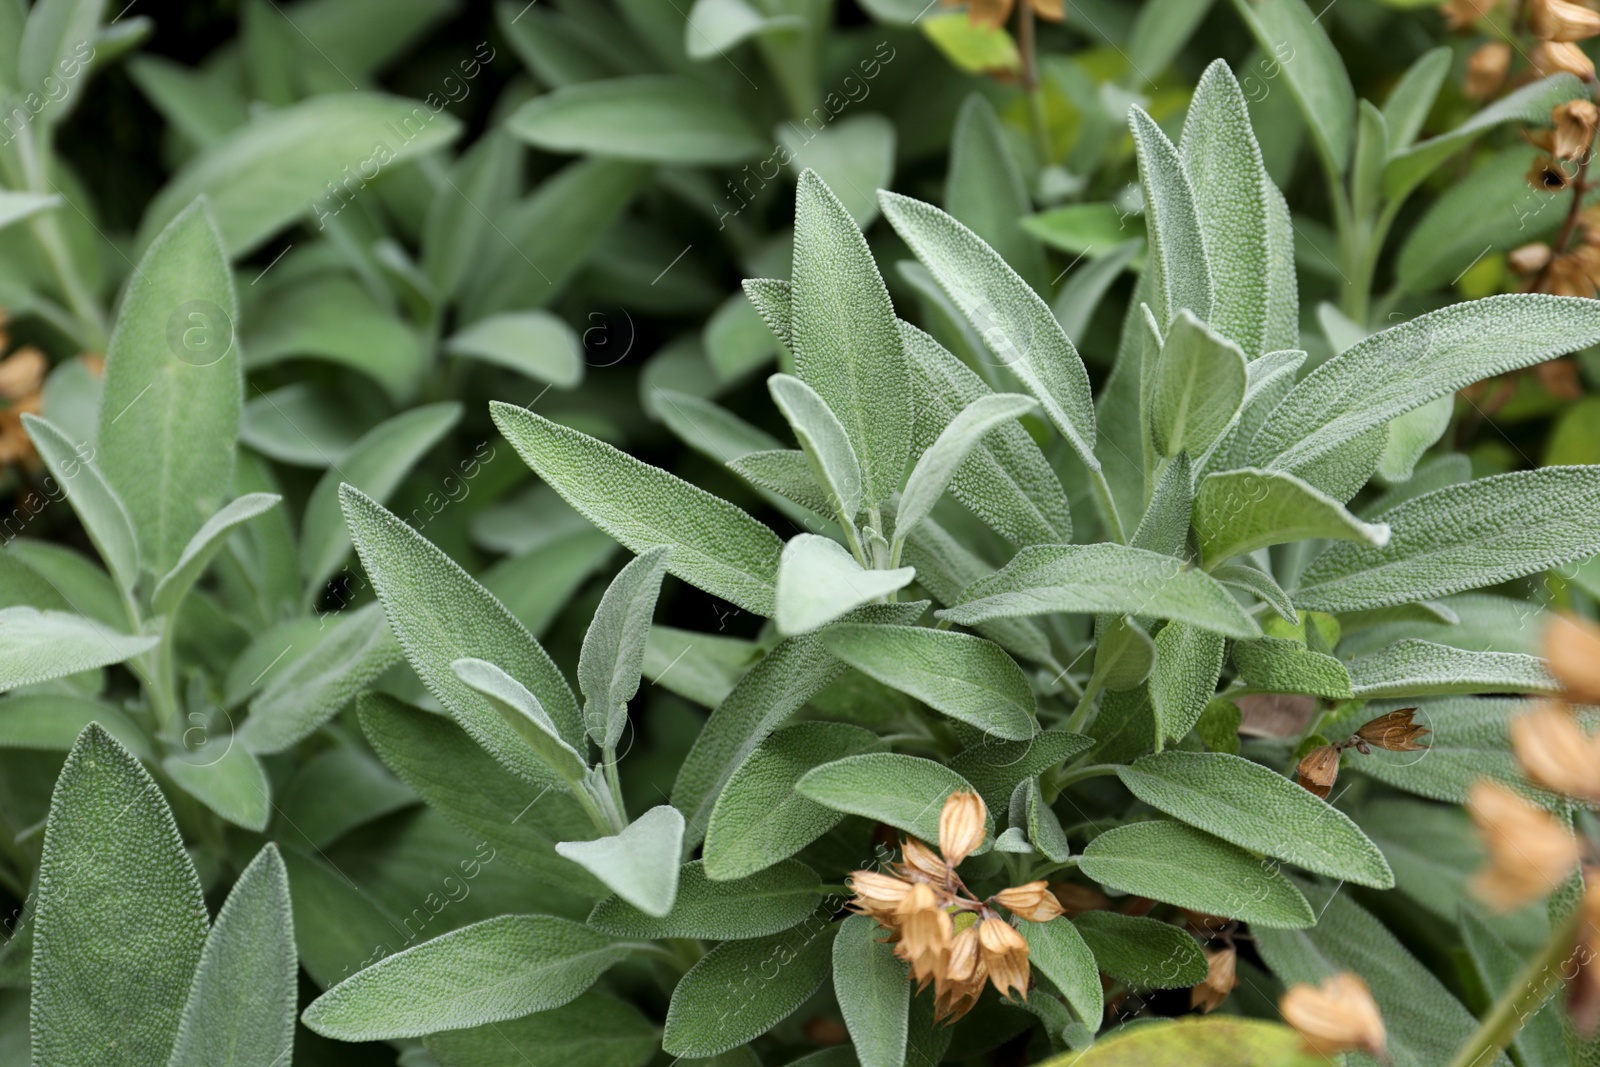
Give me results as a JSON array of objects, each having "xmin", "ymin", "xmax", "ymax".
[{"xmin": 845, "ymin": 790, "xmax": 1066, "ymax": 1023}]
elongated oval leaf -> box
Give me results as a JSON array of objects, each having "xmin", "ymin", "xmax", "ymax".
[
  {"xmin": 21, "ymin": 414, "xmax": 139, "ymax": 591},
  {"xmin": 507, "ymin": 76, "xmax": 764, "ymax": 164},
  {"xmin": 0, "ymin": 607, "xmax": 155, "ymax": 691},
  {"xmin": 452, "ymin": 658, "xmax": 588, "ymax": 785},
  {"xmin": 302, "ymin": 915, "xmax": 629, "ymax": 1042},
  {"xmin": 424, "ymin": 990, "xmax": 657, "ymax": 1067},
  {"xmin": 1130, "ymin": 107, "xmax": 1211, "ymax": 330},
  {"xmin": 445, "ymin": 311, "xmax": 583, "ymax": 388},
  {"xmin": 1346, "ymin": 640, "xmax": 1557, "ymax": 698},
  {"xmin": 341, "ymin": 485, "xmax": 584, "ymax": 782},
  {"xmin": 153, "ymin": 492, "xmax": 280, "ymax": 615},
  {"xmin": 879, "ymin": 190, "xmax": 1098, "ymax": 472},
  {"xmin": 1048, "ymin": 1015, "xmax": 1334, "ymax": 1065},
  {"xmin": 821, "ymin": 624, "xmax": 1037, "ymax": 740},
  {"xmin": 1115, "ymin": 751, "xmax": 1394, "ymax": 887},
  {"xmin": 579, "ymin": 547, "xmax": 669, "ymax": 750},
  {"xmin": 1230, "ymin": 0, "xmax": 1355, "ymax": 175},
  {"xmin": 1150, "ymin": 622, "xmax": 1225, "ymax": 744},
  {"xmin": 556, "ymin": 805, "xmax": 685, "ymax": 918},
  {"xmin": 589, "ymin": 859, "xmax": 821, "ymax": 940},
  {"xmin": 1194, "ymin": 468, "xmax": 1389, "ymax": 569},
  {"xmin": 166, "ymin": 844, "xmax": 296, "ymax": 1067},
  {"xmin": 945, "ymin": 93, "xmax": 1048, "ymax": 292},
  {"xmin": 139, "ymin": 93, "xmax": 463, "ymax": 256},
  {"xmin": 796, "ymin": 752, "xmax": 989, "ymax": 845},
  {"xmin": 1077, "ymin": 820, "xmax": 1315, "ymax": 929},
  {"xmin": 769, "ymin": 373, "xmax": 864, "ymax": 522},
  {"xmin": 301, "ymin": 403, "xmax": 461, "ymax": 599},
  {"xmin": 493, "ymin": 403, "xmax": 783, "ymax": 616},
  {"xmin": 1251, "ymin": 296, "xmax": 1600, "ymax": 479},
  {"xmin": 32, "ymin": 725, "xmax": 209, "ymax": 1067},
  {"xmin": 793, "ymin": 172, "xmax": 913, "ymax": 504},
  {"xmin": 662, "ymin": 922, "xmax": 837, "ymax": 1057},
  {"xmin": 1150, "ymin": 310, "xmax": 1246, "ymax": 458},
  {"xmin": 774, "ymin": 534, "xmax": 915, "ymax": 636},
  {"xmin": 938, "ymin": 543, "xmax": 1261, "ymax": 640},
  {"xmin": 1294, "ymin": 466, "xmax": 1600, "ymax": 612},
  {"xmin": 99, "ymin": 200, "xmax": 241, "ymax": 574},
  {"xmin": 1018, "ymin": 918, "xmax": 1102, "ymax": 1025},
  {"xmin": 703, "ymin": 722, "xmax": 883, "ymax": 881},
  {"xmin": 1072, "ymin": 911, "xmax": 1207, "ymax": 990},
  {"xmin": 163, "ymin": 742, "xmax": 271, "ymax": 832},
  {"xmin": 835, "ymin": 913, "xmax": 910, "ymax": 1067},
  {"xmin": 896, "ymin": 392, "xmax": 1039, "ymax": 542}
]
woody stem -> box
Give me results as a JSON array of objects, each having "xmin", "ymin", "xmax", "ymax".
[
  {"xmin": 1016, "ymin": 2, "xmax": 1051, "ymax": 166},
  {"xmin": 1534, "ymin": 74, "xmax": 1600, "ymax": 293},
  {"xmin": 1446, "ymin": 903, "xmax": 1583, "ymax": 1067}
]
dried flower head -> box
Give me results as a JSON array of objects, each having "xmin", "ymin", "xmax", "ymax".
[
  {"xmin": 1534, "ymin": 39, "xmax": 1597, "ymax": 79},
  {"xmin": 1468, "ymin": 779, "xmax": 1582, "ymax": 910},
  {"xmin": 1355, "ymin": 708, "xmax": 1430, "ymax": 752},
  {"xmin": 1280, "ymin": 973, "xmax": 1388, "ymax": 1059},
  {"xmin": 1295, "ymin": 745, "xmax": 1341, "ymax": 799},
  {"xmin": 847, "ymin": 869, "xmax": 915, "ymax": 922},
  {"xmin": 900, "ymin": 837, "xmax": 951, "ymax": 884},
  {"xmin": 935, "ymin": 925, "xmax": 986, "ymax": 1023},
  {"xmin": 1512, "ymin": 241, "xmax": 1556, "ymax": 274},
  {"xmin": 1191, "ymin": 946, "xmax": 1238, "ymax": 1013},
  {"xmin": 977, "ymin": 917, "xmax": 1031, "ymax": 1000},
  {"xmin": 1511, "ymin": 701, "xmax": 1600, "ymax": 802},
  {"xmin": 1465, "ymin": 41, "xmax": 1513, "ymax": 99},
  {"xmin": 993, "ymin": 881, "xmax": 1065, "ymax": 923},
  {"xmin": 938, "ymin": 791, "xmax": 986, "ymax": 869},
  {"xmin": 1547, "ymin": 244, "xmax": 1600, "ymax": 297},
  {"xmin": 1532, "ymin": 0, "xmax": 1600, "ymax": 41},
  {"xmin": 1554, "ymin": 100, "xmax": 1600, "ymax": 161},
  {"xmin": 896, "ymin": 882, "xmax": 954, "ymax": 988},
  {"xmin": 1530, "ymin": 155, "xmax": 1574, "ymax": 192},
  {"xmin": 1547, "ymin": 614, "xmax": 1600, "ymax": 705}
]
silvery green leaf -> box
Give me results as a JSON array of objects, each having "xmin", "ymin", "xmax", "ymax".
[
  {"xmin": 163, "ymin": 742, "xmax": 271, "ymax": 832},
  {"xmin": 945, "ymin": 92, "xmax": 1048, "ymax": 293},
  {"xmin": 774, "ymin": 534, "xmax": 914, "ymax": 636},
  {"xmin": 152, "ymin": 492, "xmax": 279, "ymax": 615},
  {"xmin": 1129, "ymin": 0, "xmax": 1219, "ymax": 80},
  {"xmin": 166, "ymin": 845, "xmax": 296, "ymax": 1067},
  {"xmin": 662, "ymin": 924, "xmax": 836, "ymax": 1058},
  {"xmin": 1382, "ymin": 47, "xmax": 1451, "ymax": 152},
  {"xmin": 492, "ymin": 403, "xmax": 784, "ymax": 616},
  {"xmin": 1263, "ymin": 186, "xmax": 1300, "ymax": 354},
  {"xmin": 1346, "ymin": 639, "xmax": 1557, "ymax": 698},
  {"xmin": 99, "ymin": 200, "xmax": 240, "ymax": 574},
  {"xmin": 1218, "ymin": 348, "xmax": 1306, "ymax": 472},
  {"xmin": 241, "ymin": 601, "xmax": 400, "ymax": 754},
  {"xmin": 705, "ymin": 294, "xmax": 781, "ymax": 382},
  {"xmin": 742, "ymin": 277, "xmax": 793, "ymax": 353},
  {"xmin": 1318, "ymin": 302, "xmax": 1368, "ymax": 355},
  {"xmin": 18, "ymin": 0, "xmax": 102, "ymax": 125},
  {"xmin": 1255, "ymin": 887, "xmax": 1509, "ymax": 1067},
  {"xmin": 834, "ymin": 914, "xmax": 910, "ymax": 1067},
  {"xmin": 445, "ymin": 311, "xmax": 583, "ymax": 388},
  {"xmin": 1131, "ymin": 452, "xmax": 1193, "ymax": 560},
  {"xmin": 342, "ymin": 486, "xmax": 584, "ymax": 784},
  {"xmin": 139, "ymin": 94, "xmax": 462, "ymax": 256},
  {"xmin": 423, "ymin": 992, "xmax": 657, "ymax": 1067},
  {"xmin": 1384, "ymin": 73, "xmax": 1585, "ymax": 201},
  {"xmin": 995, "ymin": 827, "xmax": 1033, "ymax": 853},
  {"xmin": 1350, "ymin": 100, "xmax": 1388, "ymax": 223},
  {"xmin": 20, "ymin": 414, "xmax": 139, "ymax": 591},
  {"xmin": 1294, "ymin": 466, "xmax": 1600, "ymax": 613},
  {"xmin": 952, "ymin": 730, "xmax": 1093, "ymax": 811},
  {"xmin": 779, "ymin": 113, "xmax": 897, "ymax": 228},
  {"xmin": 1025, "ymin": 777, "xmax": 1072, "ymax": 862},
  {"xmin": 1072, "ymin": 911, "xmax": 1208, "ymax": 990},
  {"xmin": 1150, "ymin": 310, "xmax": 1246, "ymax": 459},
  {"xmin": 895, "ymin": 392, "xmax": 1040, "ymax": 544},
  {"xmin": 556, "ymin": 805, "xmax": 685, "ymax": 918},
  {"xmin": 821, "ymin": 624, "xmax": 1038, "ymax": 740},
  {"xmin": 1098, "ymin": 287, "xmax": 1155, "ymax": 531},
  {"xmin": 32, "ymin": 726, "xmax": 209, "ymax": 1067},
  {"xmin": 302, "ymin": 916, "xmax": 629, "ymax": 1041},
  {"xmin": 1179, "ymin": 60, "xmax": 1272, "ymax": 355},
  {"xmin": 1360, "ymin": 453, "xmax": 1473, "ymax": 517},
  {"xmin": 792, "ymin": 171, "xmax": 913, "ymax": 505},
  {"xmin": 578, "ymin": 547, "xmax": 670, "ymax": 750},
  {"xmin": 684, "ymin": 0, "xmax": 804, "ymax": 58},
  {"xmin": 0, "ymin": 607, "xmax": 154, "ymax": 691},
  {"xmin": 796, "ymin": 752, "xmax": 990, "ymax": 845},
  {"xmin": 656, "ymin": 389, "xmax": 782, "ymax": 462},
  {"xmin": 704, "ymin": 722, "xmax": 882, "ymax": 880},
  {"xmin": 0, "ymin": 191, "xmax": 59, "ymax": 234},
  {"xmin": 672, "ymin": 601, "xmax": 926, "ymax": 847},
  {"xmin": 1193, "ymin": 468, "xmax": 1390, "ymax": 569},
  {"xmin": 1250, "ymin": 296, "xmax": 1600, "ymax": 481},
  {"xmin": 1054, "ymin": 239, "xmax": 1143, "ymax": 344},
  {"xmin": 589, "ymin": 859, "xmax": 819, "ymax": 939},
  {"xmin": 903, "ymin": 323, "xmax": 1071, "ymax": 547},
  {"xmin": 1151, "ymin": 622, "xmax": 1225, "ymax": 743},
  {"xmin": 1094, "ymin": 616, "xmax": 1156, "ymax": 692},
  {"xmin": 1337, "ymin": 592, "xmax": 1542, "ymax": 659},
  {"xmin": 901, "ymin": 518, "xmax": 1056, "ymax": 665},
  {"xmin": 878, "ymin": 190, "xmax": 1099, "ymax": 472},
  {"xmin": 1376, "ymin": 396, "xmax": 1452, "ymax": 484},
  {"xmin": 769, "ymin": 373, "xmax": 865, "ymax": 522},
  {"xmin": 1233, "ymin": 636, "xmax": 1353, "ymax": 699},
  {"xmin": 728, "ymin": 449, "xmax": 835, "ymax": 519},
  {"xmin": 1459, "ymin": 910, "xmax": 1568, "ymax": 1067},
  {"xmin": 0, "ymin": 692, "xmax": 149, "ymax": 757},
  {"xmin": 422, "ymin": 130, "xmax": 520, "ymax": 300},
  {"xmin": 1115, "ymin": 751, "xmax": 1393, "ymax": 887},
  {"xmin": 643, "ymin": 626, "xmax": 759, "ymax": 710},
  {"xmin": 507, "ymin": 76, "xmax": 764, "ymax": 164},
  {"xmin": 300, "ymin": 404, "xmax": 464, "ymax": 604},
  {"xmin": 1129, "ymin": 107, "xmax": 1211, "ymax": 329},
  {"xmin": 1230, "ymin": 0, "xmax": 1355, "ymax": 175},
  {"xmin": 452, "ymin": 658, "xmax": 589, "ymax": 786},
  {"xmin": 1078, "ymin": 820, "xmax": 1314, "ymax": 929},
  {"xmin": 1213, "ymin": 562, "xmax": 1298, "ymax": 624},
  {"xmin": 1330, "ymin": 698, "xmax": 1537, "ymax": 808},
  {"xmin": 1018, "ymin": 918, "xmax": 1102, "ymax": 1027},
  {"xmin": 938, "ymin": 543, "xmax": 1261, "ymax": 640}
]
